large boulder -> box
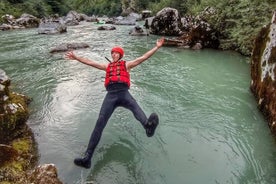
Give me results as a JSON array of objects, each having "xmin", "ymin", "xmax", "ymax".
[
  {"xmin": 150, "ymin": 7, "xmax": 183, "ymax": 36},
  {"xmin": 38, "ymin": 15, "xmax": 67, "ymax": 34},
  {"xmin": 64, "ymin": 10, "xmax": 81, "ymax": 26},
  {"xmin": 250, "ymin": 10, "xmax": 276, "ymax": 134},
  {"xmin": 154, "ymin": 8, "xmax": 219, "ymax": 50},
  {"xmin": 38, "ymin": 21, "xmax": 67, "ymax": 34}
]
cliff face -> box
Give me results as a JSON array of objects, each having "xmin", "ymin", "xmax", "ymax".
[{"xmin": 250, "ymin": 10, "xmax": 276, "ymax": 134}]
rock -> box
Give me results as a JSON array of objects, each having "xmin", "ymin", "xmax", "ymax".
[
  {"xmin": 142, "ymin": 10, "xmax": 152, "ymax": 19},
  {"xmin": 145, "ymin": 7, "xmax": 219, "ymax": 49},
  {"xmin": 50, "ymin": 43, "xmax": 90, "ymax": 53},
  {"xmin": 159, "ymin": 10, "xmax": 219, "ymax": 50},
  {"xmin": 187, "ymin": 21, "xmax": 219, "ymax": 49},
  {"xmin": 1, "ymin": 14, "xmax": 15, "ymax": 24},
  {"xmin": 38, "ymin": 15, "xmax": 67, "ymax": 34},
  {"xmin": 0, "ymin": 23, "xmax": 24, "ymax": 30},
  {"xmin": 0, "ymin": 144, "xmax": 18, "ymax": 167},
  {"xmin": 0, "ymin": 68, "xmax": 11, "ymax": 87},
  {"xmin": 0, "ymin": 13, "xmax": 39, "ymax": 30},
  {"xmin": 0, "ymin": 69, "xmax": 62, "ymax": 183},
  {"xmin": 114, "ymin": 14, "xmax": 138, "ymax": 25},
  {"xmin": 0, "ymin": 69, "xmax": 32, "ymax": 142},
  {"xmin": 144, "ymin": 17, "xmax": 154, "ymax": 29},
  {"xmin": 163, "ymin": 37, "xmax": 187, "ymax": 47},
  {"xmin": 64, "ymin": 10, "xmax": 81, "ymax": 26},
  {"xmin": 97, "ymin": 26, "xmax": 116, "ymax": 31},
  {"xmin": 80, "ymin": 14, "xmax": 98, "ymax": 22},
  {"xmin": 0, "ymin": 69, "xmax": 37, "ymax": 183},
  {"xmin": 250, "ymin": 10, "xmax": 276, "ymax": 134},
  {"xmin": 105, "ymin": 17, "xmax": 115, "ymax": 24},
  {"xmin": 150, "ymin": 7, "xmax": 183, "ymax": 36},
  {"xmin": 28, "ymin": 164, "xmax": 63, "ymax": 184},
  {"xmin": 192, "ymin": 42, "xmax": 203, "ymax": 50},
  {"xmin": 15, "ymin": 13, "xmax": 40, "ymax": 28},
  {"xmin": 129, "ymin": 25, "xmax": 149, "ymax": 36}
]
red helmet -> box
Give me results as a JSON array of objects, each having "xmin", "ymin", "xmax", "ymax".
[{"xmin": 111, "ymin": 46, "xmax": 124, "ymax": 58}]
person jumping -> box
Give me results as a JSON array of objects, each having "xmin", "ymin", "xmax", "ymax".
[{"xmin": 65, "ymin": 37, "xmax": 165, "ymax": 169}]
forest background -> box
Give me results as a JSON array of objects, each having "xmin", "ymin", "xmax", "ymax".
[{"xmin": 1, "ymin": 0, "xmax": 276, "ymax": 55}]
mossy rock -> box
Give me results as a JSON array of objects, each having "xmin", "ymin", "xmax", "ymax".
[
  {"xmin": 0, "ymin": 69, "xmax": 37, "ymax": 183},
  {"xmin": 0, "ymin": 136, "xmax": 37, "ymax": 183},
  {"xmin": 0, "ymin": 92, "xmax": 31, "ymax": 144}
]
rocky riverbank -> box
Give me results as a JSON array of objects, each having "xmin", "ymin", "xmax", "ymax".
[{"xmin": 0, "ymin": 69, "xmax": 62, "ymax": 184}]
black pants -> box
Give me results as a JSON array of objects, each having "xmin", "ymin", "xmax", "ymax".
[{"xmin": 85, "ymin": 87, "xmax": 147, "ymax": 156}]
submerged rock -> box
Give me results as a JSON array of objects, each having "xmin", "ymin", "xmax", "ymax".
[
  {"xmin": 50, "ymin": 42, "xmax": 90, "ymax": 53},
  {"xmin": 250, "ymin": 10, "xmax": 276, "ymax": 134},
  {"xmin": 129, "ymin": 25, "xmax": 149, "ymax": 36},
  {"xmin": 97, "ymin": 25, "xmax": 116, "ymax": 30}
]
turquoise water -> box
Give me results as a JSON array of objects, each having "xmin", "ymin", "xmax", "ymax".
[{"xmin": 1, "ymin": 22, "xmax": 276, "ymax": 184}]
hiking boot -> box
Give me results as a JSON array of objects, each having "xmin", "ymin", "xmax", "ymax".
[
  {"xmin": 74, "ymin": 152, "xmax": 92, "ymax": 169},
  {"xmin": 145, "ymin": 113, "xmax": 159, "ymax": 137}
]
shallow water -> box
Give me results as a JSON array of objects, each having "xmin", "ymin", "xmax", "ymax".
[{"xmin": 1, "ymin": 22, "xmax": 276, "ymax": 184}]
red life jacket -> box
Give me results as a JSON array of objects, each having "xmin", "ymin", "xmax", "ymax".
[{"xmin": 104, "ymin": 60, "xmax": 130, "ymax": 87}]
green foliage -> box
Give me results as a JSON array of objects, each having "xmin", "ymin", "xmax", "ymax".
[
  {"xmin": 187, "ymin": 0, "xmax": 276, "ymax": 55},
  {"xmin": 44, "ymin": 0, "xmax": 69, "ymax": 16},
  {"xmin": 0, "ymin": 0, "xmax": 22, "ymax": 19},
  {"xmin": 0, "ymin": 0, "xmax": 69, "ymax": 22},
  {"xmin": 69, "ymin": 0, "xmax": 121, "ymax": 16},
  {"xmin": 20, "ymin": 0, "xmax": 52, "ymax": 17},
  {"xmin": 148, "ymin": 0, "xmax": 199, "ymax": 15}
]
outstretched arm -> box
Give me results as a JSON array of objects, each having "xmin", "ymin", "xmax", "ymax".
[
  {"xmin": 65, "ymin": 51, "xmax": 107, "ymax": 71},
  {"xmin": 126, "ymin": 37, "xmax": 165, "ymax": 71}
]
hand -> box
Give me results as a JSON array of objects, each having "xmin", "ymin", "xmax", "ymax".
[
  {"xmin": 156, "ymin": 37, "xmax": 165, "ymax": 48},
  {"xmin": 64, "ymin": 51, "xmax": 77, "ymax": 60}
]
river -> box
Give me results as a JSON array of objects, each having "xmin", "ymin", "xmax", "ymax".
[{"xmin": 1, "ymin": 21, "xmax": 276, "ymax": 184}]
